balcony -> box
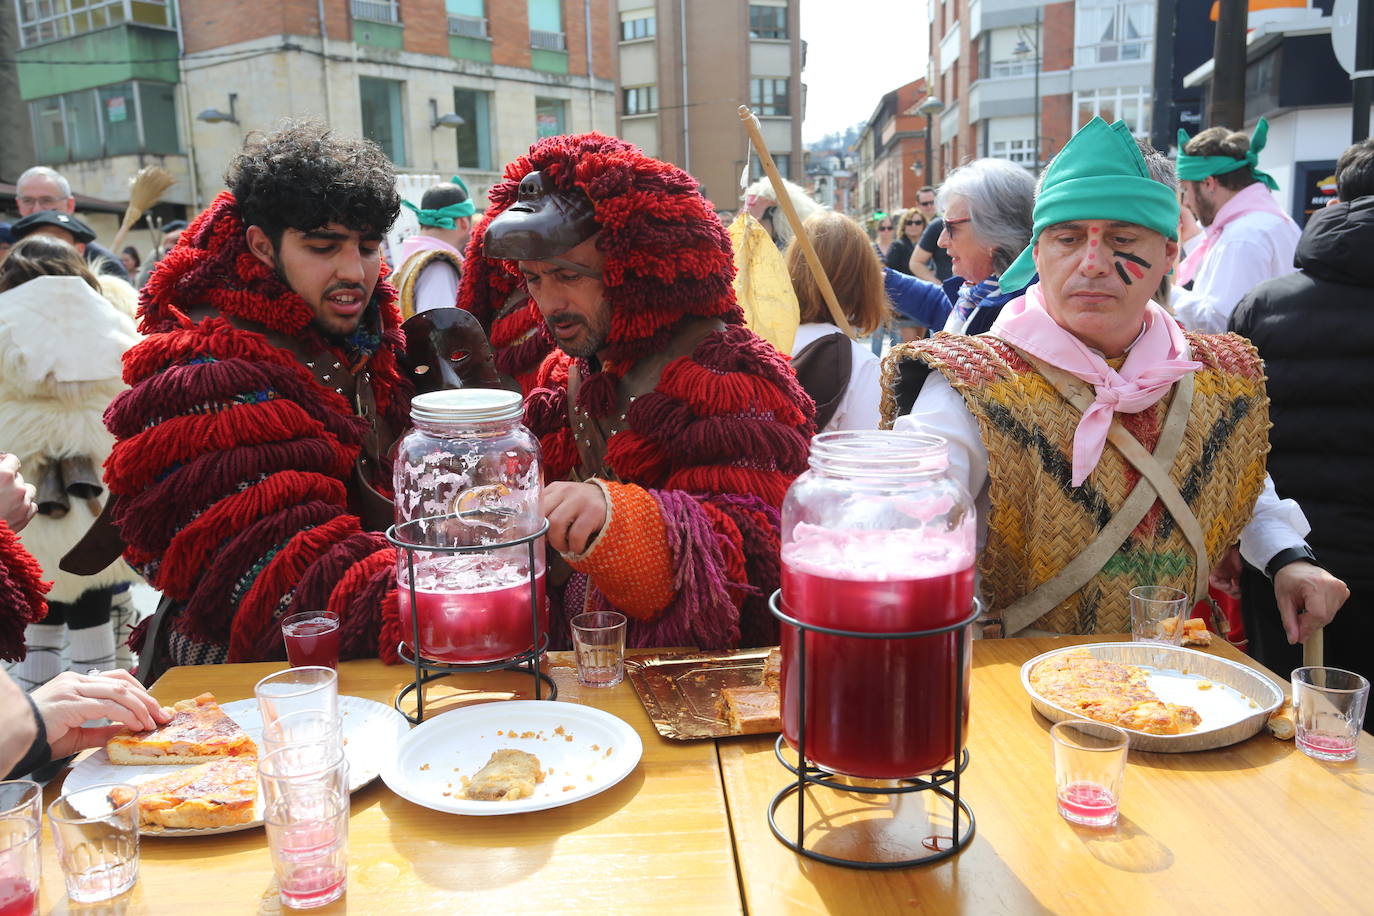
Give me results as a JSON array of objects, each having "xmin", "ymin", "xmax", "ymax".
[
  {"xmin": 448, "ymin": 14, "xmax": 488, "ymax": 39},
  {"xmin": 530, "ymin": 29, "xmax": 567, "ymax": 51},
  {"xmin": 350, "ymin": 0, "xmax": 398, "ymax": 24}
]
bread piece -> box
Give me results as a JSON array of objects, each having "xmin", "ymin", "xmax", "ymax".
[
  {"xmin": 762, "ymin": 648, "xmax": 782, "ymax": 691},
  {"xmin": 718, "ymin": 686, "xmax": 781, "ymax": 735},
  {"xmin": 109, "ymin": 757, "xmax": 259, "ymax": 830},
  {"xmin": 463, "ymin": 749, "xmax": 543, "ymax": 801},
  {"xmin": 1267, "ymin": 697, "xmax": 1296, "ymax": 740},
  {"xmin": 106, "ymin": 693, "xmax": 257, "ymax": 765}
]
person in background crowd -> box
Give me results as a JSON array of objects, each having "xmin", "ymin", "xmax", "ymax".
[
  {"xmin": 119, "ymin": 246, "xmax": 141, "ymax": 277},
  {"xmin": 912, "ymin": 185, "xmax": 955, "ymax": 283},
  {"xmin": 740, "ymin": 175, "xmax": 826, "ymax": 250},
  {"xmin": 9, "ymin": 210, "xmax": 126, "ymax": 279},
  {"xmin": 83, "ymin": 120, "xmax": 415, "ymax": 680},
  {"xmin": 887, "ymin": 159, "xmax": 1036, "ymax": 337},
  {"xmin": 465, "ymin": 133, "xmax": 814, "ymax": 649},
  {"xmin": 0, "ymin": 223, "xmax": 12, "ymax": 261},
  {"xmin": 873, "ymin": 214, "xmax": 895, "ymax": 259},
  {"xmin": 786, "ymin": 212, "xmax": 889, "ymax": 433},
  {"xmin": 0, "ymin": 237, "xmax": 141, "ymax": 690},
  {"xmin": 13, "ymin": 166, "xmax": 130, "ymax": 282},
  {"xmin": 881, "ymin": 117, "xmax": 1347, "ymax": 642},
  {"xmin": 1172, "ymin": 119, "xmax": 1300, "ymax": 333},
  {"xmin": 392, "ymin": 177, "xmax": 474, "ymax": 319},
  {"xmin": 884, "ymin": 208, "xmax": 928, "ymax": 343},
  {"xmin": 1227, "ymin": 138, "xmax": 1374, "ymax": 700},
  {"xmin": 134, "ymin": 219, "xmax": 187, "ymax": 289}
]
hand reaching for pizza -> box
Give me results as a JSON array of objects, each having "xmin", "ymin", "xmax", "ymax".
[{"xmin": 30, "ymin": 670, "xmax": 172, "ymax": 760}]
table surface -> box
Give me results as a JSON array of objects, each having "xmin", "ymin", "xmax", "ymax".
[{"xmin": 32, "ymin": 638, "xmax": 1374, "ymax": 914}]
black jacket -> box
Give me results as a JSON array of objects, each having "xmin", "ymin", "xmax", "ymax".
[
  {"xmin": 1231, "ymin": 197, "xmax": 1374, "ymax": 585},
  {"xmin": 885, "ymin": 236, "xmax": 917, "ymax": 276}
]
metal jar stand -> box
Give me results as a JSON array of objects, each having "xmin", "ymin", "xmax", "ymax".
[
  {"xmin": 385, "ymin": 515, "xmax": 556, "ymax": 724},
  {"xmin": 766, "ymin": 589, "xmax": 979, "ymax": 869}
]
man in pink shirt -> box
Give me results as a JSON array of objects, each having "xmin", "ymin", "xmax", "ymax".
[{"xmin": 393, "ymin": 177, "xmax": 474, "ymax": 319}]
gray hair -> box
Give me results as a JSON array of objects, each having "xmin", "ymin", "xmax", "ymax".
[
  {"xmin": 16, "ymin": 166, "xmax": 72, "ymax": 199},
  {"xmin": 937, "ymin": 158, "xmax": 1035, "ymax": 274}
]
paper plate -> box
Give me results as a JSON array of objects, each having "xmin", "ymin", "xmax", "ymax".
[
  {"xmin": 64, "ymin": 695, "xmax": 408, "ymax": 836},
  {"xmin": 381, "ymin": 700, "xmax": 643, "ymax": 816}
]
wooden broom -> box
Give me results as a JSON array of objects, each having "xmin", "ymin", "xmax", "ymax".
[{"xmin": 109, "ymin": 166, "xmax": 176, "ymax": 256}]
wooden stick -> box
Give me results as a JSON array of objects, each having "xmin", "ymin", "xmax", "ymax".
[
  {"xmin": 1303, "ymin": 629, "xmax": 1324, "ymax": 668},
  {"xmin": 737, "ymin": 105, "xmax": 854, "ymax": 338}
]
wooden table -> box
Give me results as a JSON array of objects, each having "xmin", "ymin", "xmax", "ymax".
[{"xmin": 31, "ymin": 638, "xmax": 1374, "ymax": 914}]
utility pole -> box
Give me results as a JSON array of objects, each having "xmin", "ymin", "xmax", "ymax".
[
  {"xmin": 1354, "ymin": 0, "xmax": 1373, "ymax": 141},
  {"xmin": 1210, "ymin": 0, "xmax": 1248, "ymax": 128},
  {"xmin": 1150, "ymin": 0, "xmax": 1179, "ymax": 150}
]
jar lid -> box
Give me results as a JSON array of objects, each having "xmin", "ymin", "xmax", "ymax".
[{"xmin": 410, "ymin": 389, "xmax": 523, "ymax": 425}]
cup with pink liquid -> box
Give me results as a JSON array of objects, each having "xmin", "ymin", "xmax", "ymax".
[
  {"xmin": 1291, "ymin": 667, "xmax": 1369, "ymax": 762},
  {"xmin": 281, "ymin": 611, "xmax": 341, "ymax": 669},
  {"xmin": 0, "ymin": 815, "xmax": 39, "ymax": 916},
  {"xmin": 1051, "ymin": 719, "xmax": 1129, "ymax": 828}
]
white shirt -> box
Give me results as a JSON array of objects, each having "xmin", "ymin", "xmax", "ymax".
[
  {"xmin": 791, "ymin": 322, "xmax": 883, "ymax": 433},
  {"xmin": 413, "ymin": 260, "xmax": 460, "ymax": 313},
  {"xmin": 1172, "ymin": 189, "xmax": 1301, "ymax": 334},
  {"xmin": 893, "ymin": 353, "xmax": 1310, "ymax": 572}
]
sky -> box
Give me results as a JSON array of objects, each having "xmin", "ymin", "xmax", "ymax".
[{"xmin": 800, "ymin": 0, "xmax": 931, "ymax": 145}]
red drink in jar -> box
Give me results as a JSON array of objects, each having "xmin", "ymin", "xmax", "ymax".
[
  {"xmin": 281, "ymin": 613, "xmax": 341, "ymax": 669},
  {"xmin": 400, "ymin": 555, "xmax": 548, "ymax": 663},
  {"xmin": 781, "ymin": 527, "xmax": 974, "ymax": 779}
]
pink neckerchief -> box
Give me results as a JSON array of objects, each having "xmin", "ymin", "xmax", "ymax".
[
  {"xmin": 992, "ymin": 284, "xmax": 1202, "ymax": 487},
  {"xmin": 1176, "ymin": 182, "xmax": 1289, "ymax": 285},
  {"xmin": 398, "ymin": 233, "xmax": 464, "ymax": 263}
]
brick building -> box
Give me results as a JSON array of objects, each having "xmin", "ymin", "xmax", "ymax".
[
  {"xmin": 927, "ymin": 0, "xmax": 1156, "ymax": 182},
  {"xmin": 11, "ymin": 0, "xmax": 617, "ymax": 213},
  {"xmin": 854, "ymin": 78, "xmax": 932, "ymax": 219}
]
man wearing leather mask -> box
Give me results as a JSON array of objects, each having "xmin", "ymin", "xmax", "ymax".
[
  {"xmin": 464, "ymin": 133, "xmax": 814, "ymax": 649},
  {"xmin": 86, "ymin": 120, "xmax": 419, "ymax": 674}
]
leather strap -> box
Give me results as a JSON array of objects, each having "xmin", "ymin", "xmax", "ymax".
[
  {"xmin": 791, "ymin": 331, "xmax": 852, "ymax": 431},
  {"xmin": 994, "ymin": 345, "xmax": 1201, "ymax": 637}
]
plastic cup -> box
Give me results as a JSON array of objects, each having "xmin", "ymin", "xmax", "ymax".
[
  {"xmin": 47, "ymin": 784, "xmax": 139, "ymax": 903},
  {"xmin": 0, "ymin": 782, "xmax": 41, "ymax": 826},
  {"xmin": 1129, "ymin": 586, "xmax": 1189, "ymax": 645},
  {"xmin": 1291, "ymin": 666, "xmax": 1369, "ymax": 762},
  {"xmin": 0, "ymin": 815, "xmax": 40, "ymax": 916},
  {"xmin": 1051, "ymin": 720, "xmax": 1129, "ymax": 828},
  {"xmin": 258, "ymin": 744, "xmax": 350, "ymax": 812},
  {"xmin": 265, "ymin": 789, "xmax": 349, "ymax": 909},
  {"xmin": 281, "ymin": 611, "xmax": 341, "ymax": 669},
  {"xmin": 570, "ymin": 611, "xmax": 627, "ymax": 688},
  {"xmin": 261, "ymin": 709, "xmax": 343, "ymax": 756},
  {"xmin": 254, "ymin": 667, "xmax": 338, "ymax": 733}
]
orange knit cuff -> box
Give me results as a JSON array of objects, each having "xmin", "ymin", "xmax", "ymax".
[{"xmin": 565, "ymin": 479, "xmax": 674, "ymax": 620}]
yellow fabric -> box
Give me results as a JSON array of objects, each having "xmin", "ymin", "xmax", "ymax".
[{"xmin": 728, "ymin": 212, "xmax": 798, "ymax": 355}]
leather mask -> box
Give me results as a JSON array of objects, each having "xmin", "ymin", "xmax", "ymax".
[
  {"xmin": 399, "ymin": 307, "xmax": 516, "ymax": 395},
  {"xmin": 483, "ymin": 171, "xmax": 601, "ymax": 276}
]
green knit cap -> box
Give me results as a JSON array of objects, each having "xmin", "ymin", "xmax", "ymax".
[
  {"xmin": 1176, "ymin": 117, "xmax": 1279, "ymax": 191},
  {"xmin": 1000, "ymin": 118, "xmax": 1179, "ymax": 292}
]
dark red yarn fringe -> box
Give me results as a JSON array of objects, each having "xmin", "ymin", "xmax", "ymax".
[{"xmin": 0, "ymin": 521, "xmax": 51, "ymax": 662}]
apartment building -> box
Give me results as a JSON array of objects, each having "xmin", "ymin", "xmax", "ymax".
[
  {"xmin": 613, "ymin": 0, "xmax": 803, "ymax": 213},
  {"xmin": 854, "ymin": 78, "xmax": 932, "ymax": 219},
  {"xmin": 12, "ymin": 0, "xmax": 617, "ymax": 211},
  {"xmin": 927, "ymin": 0, "xmax": 1156, "ymax": 182}
]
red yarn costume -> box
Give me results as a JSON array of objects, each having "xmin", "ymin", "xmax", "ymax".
[
  {"xmin": 466, "ymin": 134, "xmax": 815, "ymax": 648},
  {"xmin": 0, "ymin": 520, "xmax": 50, "ymax": 662},
  {"xmin": 103, "ymin": 192, "xmax": 410, "ymax": 665}
]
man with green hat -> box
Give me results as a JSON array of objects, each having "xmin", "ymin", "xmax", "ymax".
[
  {"xmin": 1172, "ymin": 119, "xmax": 1300, "ymax": 333},
  {"xmin": 393, "ymin": 177, "xmax": 476, "ymax": 319},
  {"xmin": 879, "ymin": 117, "xmax": 1348, "ymax": 642}
]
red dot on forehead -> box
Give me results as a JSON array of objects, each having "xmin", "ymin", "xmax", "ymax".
[
  {"xmin": 1089, "ymin": 239, "xmax": 1099, "ymax": 246},
  {"xmin": 1090, "ymin": 226, "xmax": 1100, "ymax": 233}
]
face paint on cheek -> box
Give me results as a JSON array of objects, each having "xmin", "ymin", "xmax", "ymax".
[
  {"xmin": 1112, "ymin": 249, "xmax": 1151, "ymax": 283},
  {"xmin": 1114, "ymin": 262, "xmax": 1132, "ymax": 285}
]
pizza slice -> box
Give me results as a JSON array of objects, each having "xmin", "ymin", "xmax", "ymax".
[
  {"xmin": 717, "ymin": 686, "xmax": 781, "ymax": 735},
  {"xmin": 109, "ymin": 757, "xmax": 259, "ymax": 829},
  {"xmin": 106, "ymin": 693, "xmax": 257, "ymax": 765}
]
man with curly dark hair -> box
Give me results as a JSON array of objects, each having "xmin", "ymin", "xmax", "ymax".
[{"xmin": 71, "ymin": 119, "xmax": 414, "ymax": 677}]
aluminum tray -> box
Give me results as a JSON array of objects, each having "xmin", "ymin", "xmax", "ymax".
[
  {"xmin": 625, "ymin": 648, "xmax": 775, "ymax": 740},
  {"xmin": 1020, "ymin": 642, "xmax": 1284, "ymax": 753}
]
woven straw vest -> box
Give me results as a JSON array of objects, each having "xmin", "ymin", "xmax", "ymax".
[
  {"xmin": 393, "ymin": 247, "xmax": 463, "ymax": 320},
  {"xmin": 882, "ymin": 331, "xmax": 1270, "ymax": 635}
]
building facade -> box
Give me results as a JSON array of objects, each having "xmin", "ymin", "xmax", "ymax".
[
  {"xmin": 927, "ymin": 0, "xmax": 1156, "ymax": 182},
  {"xmin": 854, "ymin": 78, "xmax": 931, "ymax": 220},
  {"xmin": 612, "ymin": 0, "xmax": 803, "ymax": 213},
  {"xmin": 12, "ymin": 0, "xmax": 617, "ymax": 212}
]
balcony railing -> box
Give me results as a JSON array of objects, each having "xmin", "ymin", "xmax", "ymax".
[
  {"xmin": 448, "ymin": 14, "xmax": 488, "ymax": 38},
  {"xmin": 988, "ymin": 58, "xmax": 1039, "ymax": 79},
  {"xmin": 530, "ymin": 29, "xmax": 567, "ymax": 51},
  {"xmin": 350, "ymin": 0, "xmax": 398, "ymax": 24}
]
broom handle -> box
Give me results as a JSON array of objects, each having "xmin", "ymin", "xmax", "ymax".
[
  {"xmin": 108, "ymin": 210, "xmax": 141, "ymax": 260},
  {"xmin": 737, "ymin": 106, "xmax": 854, "ymax": 338}
]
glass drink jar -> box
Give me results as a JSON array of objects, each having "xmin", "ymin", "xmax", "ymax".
[
  {"xmin": 779, "ymin": 430, "xmax": 976, "ymax": 779},
  {"xmin": 392, "ymin": 389, "xmax": 547, "ymax": 664}
]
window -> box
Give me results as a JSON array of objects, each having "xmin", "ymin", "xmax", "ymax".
[
  {"xmin": 447, "ymin": 0, "xmax": 487, "ymax": 38},
  {"xmin": 991, "ymin": 139, "xmax": 1036, "ymax": 167},
  {"xmin": 15, "ymin": 0, "xmax": 174, "ymax": 47},
  {"xmin": 749, "ymin": 4, "xmax": 788, "ymax": 40},
  {"xmin": 1074, "ymin": 86, "xmax": 1150, "ymax": 137},
  {"xmin": 350, "ymin": 0, "xmax": 399, "ymax": 24},
  {"xmin": 535, "ymin": 97, "xmax": 566, "ymax": 139},
  {"xmin": 453, "ymin": 88, "xmax": 492, "ymax": 170},
  {"xmin": 359, "ymin": 77, "xmax": 407, "ymax": 166},
  {"xmin": 622, "ymin": 85, "xmax": 657, "ymax": 116},
  {"xmin": 621, "ymin": 12, "xmax": 655, "ymax": 41},
  {"xmin": 1075, "ymin": 0, "xmax": 1152, "ymax": 65},
  {"xmin": 528, "ymin": 0, "xmax": 564, "ymax": 48},
  {"xmin": 749, "ymin": 154, "xmax": 790, "ymax": 180},
  {"xmin": 27, "ymin": 80, "xmax": 180, "ymax": 162},
  {"xmin": 750, "ymin": 78, "xmax": 789, "ymax": 116}
]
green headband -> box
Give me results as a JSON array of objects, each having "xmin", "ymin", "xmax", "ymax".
[
  {"xmin": 402, "ymin": 176, "xmax": 476, "ymax": 229},
  {"xmin": 1000, "ymin": 118, "xmax": 1180, "ymax": 292},
  {"xmin": 1176, "ymin": 117, "xmax": 1279, "ymax": 191}
]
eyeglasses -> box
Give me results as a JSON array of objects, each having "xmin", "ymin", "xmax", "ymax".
[
  {"xmin": 918, "ymin": 199, "xmax": 936, "ymax": 208},
  {"xmin": 942, "ymin": 216, "xmax": 972, "ymax": 239},
  {"xmin": 904, "ymin": 220, "xmax": 925, "ymax": 227},
  {"xmin": 17, "ymin": 195, "xmax": 69, "ymax": 209},
  {"xmin": 878, "ymin": 224, "xmax": 893, "ymax": 231}
]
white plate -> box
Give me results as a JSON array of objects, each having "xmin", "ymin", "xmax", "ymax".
[
  {"xmin": 381, "ymin": 700, "xmax": 643, "ymax": 816},
  {"xmin": 64, "ymin": 695, "xmax": 409, "ymax": 836}
]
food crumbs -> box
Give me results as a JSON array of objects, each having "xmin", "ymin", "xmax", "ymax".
[
  {"xmin": 586, "ymin": 775, "xmax": 594, "ymax": 782},
  {"xmin": 442, "ymin": 791, "xmax": 451, "ymax": 797},
  {"xmin": 565, "ymin": 735, "xmax": 573, "ymax": 742},
  {"xmin": 1197, "ymin": 681, "xmax": 1214, "ymax": 690},
  {"xmin": 562, "ymin": 784, "xmax": 576, "ymax": 792},
  {"xmin": 419, "ymin": 763, "xmax": 430, "ymax": 771},
  {"xmin": 521, "ymin": 730, "xmax": 536, "ymax": 739},
  {"xmin": 496, "ymin": 730, "xmax": 504, "ymax": 736},
  {"xmin": 554, "ymin": 726, "xmax": 566, "ymax": 736},
  {"xmin": 605, "ymin": 747, "xmax": 614, "ymax": 757},
  {"xmin": 1248, "ymin": 699, "xmax": 1258, "ymax": 708},
  {"xmin": 591, "ymin": 744, "xmax": 600, "ymax": 752}
]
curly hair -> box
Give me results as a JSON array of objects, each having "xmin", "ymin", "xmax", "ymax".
[{"xmin": 225, "ymin": 118, "xmax": 400, "ymax": 245}]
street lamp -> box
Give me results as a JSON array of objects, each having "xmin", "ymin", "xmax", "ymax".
[
  {"xmin": 916, "ymin": 95, "xmax": 946, "ymax": 183},
  {"xmin": 1012, "ymin": 8, "xmax": 1043, "ymax": 173},
  {"xmin": 196, "ymin": 93, "xmax": 239, "ymax": 125}
]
